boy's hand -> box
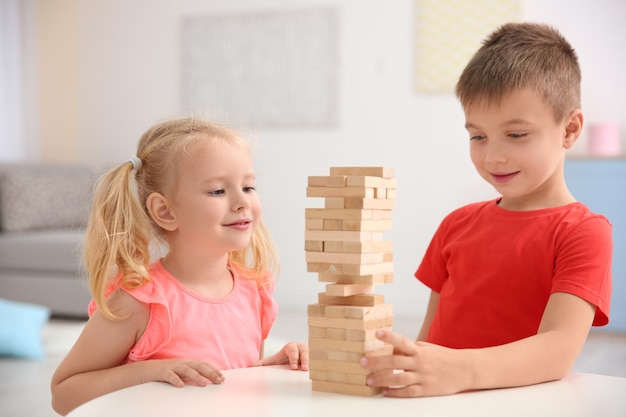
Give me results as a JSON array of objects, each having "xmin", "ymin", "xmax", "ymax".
[
  {"xmin": 359, "ymin": 329, "xmax": 471, "ymax": 397},
  {"xmin": 255, "ymin": 342, "xmax": 310, "ymax": 371}
]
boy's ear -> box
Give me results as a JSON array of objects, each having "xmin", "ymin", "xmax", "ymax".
[
  {"xmin": 563, "ymin": 109, "xmax": 583, "ymax": 149},
  {"xmin": 146, "ymin": 192, "xmax": 177, "ymax": 231}
]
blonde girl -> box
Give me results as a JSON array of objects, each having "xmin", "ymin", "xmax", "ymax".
[{"xmin": 51, "ymin": 117, "xmax": 308, "ymax": 415}]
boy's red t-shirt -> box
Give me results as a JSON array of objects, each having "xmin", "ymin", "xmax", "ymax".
[{"xmin": 416, "ymin": 199, "xmax": 612, "ymax": 349}]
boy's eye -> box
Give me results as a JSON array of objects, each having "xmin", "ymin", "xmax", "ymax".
[
  {"xmin": 243, "ymin": 186, "xmax": 256, "ymax": 193},
  {"xmin": 470, "ymin": 135, "xmax": 485, "ymax": 141},
  {"xmin": 208, "ymin": 189, "xmax": 225, "ymax": 196}
]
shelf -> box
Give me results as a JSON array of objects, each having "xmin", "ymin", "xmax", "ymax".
[{"xmin": 566, "ymin": 154, "xmax": 626, "ymax": 160}]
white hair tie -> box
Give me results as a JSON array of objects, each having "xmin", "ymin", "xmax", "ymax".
[{"xmin": 128, "ymin": 155, "xmax": 142, "ymax": 171}]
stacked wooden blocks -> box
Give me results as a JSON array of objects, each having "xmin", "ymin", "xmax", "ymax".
[{"xmin": 305, "ymin": 166, "xmax": 396, "ymax": 396}]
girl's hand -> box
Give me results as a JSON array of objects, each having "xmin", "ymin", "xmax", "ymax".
[
  {"xmin": 255, "ymin": 342, "xmax": 310, "ymax": 371},
  {"xmin": 141, "ymin": 358, "xmax": 225, "ymax": 387},
  {"xmin": 359, "ymin": 330, "xmax": 471, "ymax": 397}
]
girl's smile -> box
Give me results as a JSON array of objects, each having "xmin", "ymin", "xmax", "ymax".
[{"xmin": 225, "ymin": 219, "xmax": 252, "ymax": 230}]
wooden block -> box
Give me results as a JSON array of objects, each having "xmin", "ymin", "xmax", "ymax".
[
  {"xmin": 305, "ymin": 208, "xmax": 372, "ymax": 220},
  {"xmin": 329, "ymin": 167, "xmax": 394, "ymax": 178},
  {"xmin": 307, "ymin": 303, "xmax": 327, "ymax": 317},
  {"xmin": 307, "ymin": 314, "xmax": 394, "ymax": 331},
  {"xmin": 341, "ymin": 219, "xmax": 393, "ymax": 231},
  {"xmin": 309, "ymin": 326, "xmax": 391, "ymax": 342},
  {"xmin": 309, "ymin": 370, "xmax": 369, "ymax": 385},
  {"xmin": 324, "ymin": 283, "xmax": 374, "ymax": 296},
  {"xmin": 317, "ymin": 272, "xmax": 393, "ymax": 285},
  {"xmin": 387, "ymin": 189, "xmax": 396, "ymax": 199},
  {"xmin": 307, "ymin": 186, "xmax": 375, "ymax": 199},
  {"xmin": 310, "ymin": 369, "xmax": 394, "ymax": 385},
  {"xmin": 304, "ymin": 240, "xmax": 324, "ymax": 252},
  {"xmin": 318, "ymin": 293, "xmax": 385, "ymax": 306},
  {"xmin": 324, "ymin": 304, "xmax": 393, "ymax": 320},
  {"xmin": 309, "ymin": 261, "xmax": 393, "ymax": 275},
  {"xmin": 305, "ymin": 218, "xmax": 324, "ymax": 230},
  {"xmin": 345, "ymin": 176, "xmax": 397, "ymax": 189},
  {"xmin": 374, "ymin": 188, "xmax": 387, "ymax": 199},
  {"xmin": 324, "ymin": 198, "xmax": 344, "ymax": 208},
  {"xmin": 346, "ymin": 262, "xmax": 393, "ymax": 275},
  {"xmin": 309, "ymin": 326, "xmax": 347, "ymax": 340},
  {"xmin": 308, "ymin": 358, "xmax": 368, "ymax": 374},
  {"xmin": 316, "ymin": 272, "xmax": 386, "ymax": 284},
  {"xmin": 309, "ymin": 345, "xmax": 393, "ymax": 363},
  {"xmin": 321, "ymin": 241, "xmax": 344, "ymax": 252},
  {"xmin": 324, "ymin": 345, "xmax": 394, "ymax": 362},
  {"xmin": 304, "ymin": 230, "xmax": 383, "ymax": 242},
  {"xmin": 309, "ymin": 337, "xmax": 386, "ymax": 352},
  {"xmin": 308, "ymin": 175, "xmax": 346, "ymax": 187},
  {"xmin": 327, "ymin": 328, "xmax": 348, "ymax": 340},
  {"xmin": 323, "ymin": 219, "xmax": 343, "ymax": 230},
  {"xmin": 346, "ymin": 326, "xmax": 392, "ymax": 341},
  {"xmin": 305, "ymin": 251, "xmax": 384, "ymax": 265},
  {"xmin": 311, "ymin": 380, "xmax": 381, "ymax": 396},
  {"xmin": 309, "ymin": 349, "xmax": 329, "ymax": 360},
  {"xmin": 345, "ymin": 197, "xmax": 395, "ymax": 210},
  {"xmin": 371, "ymin": 209, "xmax": 393, "ymax": 220},
  {"xmin": 309, "ymin": 325, "xmax": 333, "ymax": 339},
  {"xmin": 322, "ymin": 241, "xmax": 392, "ymax": 254}
]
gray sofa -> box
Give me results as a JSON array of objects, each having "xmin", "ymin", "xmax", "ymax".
[{"xmin": 0, "ymin": 162, "xmax": 96, "ymax": 317}]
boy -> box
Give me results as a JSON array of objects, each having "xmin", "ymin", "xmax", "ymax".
[{"xmin": 360, "ymin": 22, "xmax": 612, "ymax": 397}]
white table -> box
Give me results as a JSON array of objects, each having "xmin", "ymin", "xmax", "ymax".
[{"xmin": 67, "ymin": 365, "xmax": 626, "ymax": 417}]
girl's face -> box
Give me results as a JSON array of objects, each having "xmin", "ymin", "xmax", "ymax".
[
  {"xmin": 464, "ymin": 88, "xmax": 580, "ymax": 211},
  {"xmin": 166, "ymin": 138, "xmax": 261, "ymax": 257}
]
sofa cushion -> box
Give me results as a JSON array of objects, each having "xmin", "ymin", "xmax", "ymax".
[
  {"xmin": 0, "ymin": 297, "xmax": 50, "ymax": 360},
  {"xmin": 0, "ymin": 230, "xmax": 85, "ymax": 273},
  {"xmin": 0, "ymin": 163, "xmax": 95, "ymax": 232}
]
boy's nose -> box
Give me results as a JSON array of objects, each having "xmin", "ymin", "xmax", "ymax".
[{"xmin": 484, "ymin": 142, "xmax": 508, "ymax": 164}]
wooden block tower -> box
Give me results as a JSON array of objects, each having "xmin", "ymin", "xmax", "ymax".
[{"xmin": 305, "ymin": 166, "xmax": 396, "ymax": 396}]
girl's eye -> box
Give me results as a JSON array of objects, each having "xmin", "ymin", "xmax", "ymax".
[
  {"xmin": 243, "ymin": 186, "xmax": 256, "ymax": 193},
  {"xmin": 208, "ymin": 189, "xmax": 225, "ymax": 196},
  {"xmin": 509, "ymin": 133, "xmax": 527, "ymax": 139},
  {"xmin": 470, "ymin": 135, "xmax": 485, "ymax": 141}
]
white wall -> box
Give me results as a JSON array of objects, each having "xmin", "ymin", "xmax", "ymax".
[{"xmin": 27, "ymin": 0, "xmax": 626, "ymax": 330}]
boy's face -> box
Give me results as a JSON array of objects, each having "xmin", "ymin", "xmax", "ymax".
[{"xmin": 464, "ymin": 88, "xmax": 581, "ymax": 211}]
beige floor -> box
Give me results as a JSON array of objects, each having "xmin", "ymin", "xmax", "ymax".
[{"xmin": 1, "ymin": 310, "xmax": 625, "ymax": 417}]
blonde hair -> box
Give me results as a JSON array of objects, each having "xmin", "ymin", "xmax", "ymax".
[
  {"xmin": 455, "ymin": 22, "xmax": 581, "ymax": 122},
  {"xmin": 85, "ymin": 116, "xmax": 279, "ymax": 320}
]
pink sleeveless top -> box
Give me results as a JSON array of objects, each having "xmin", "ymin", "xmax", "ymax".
[{"xmin": 89, "ymin": 259, "xmax": 278, "ymax": 369}]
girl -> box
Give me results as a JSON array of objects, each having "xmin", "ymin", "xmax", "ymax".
[{"xmin": 51, "ymin": 116, "xmax": 308, "ymax": 415}]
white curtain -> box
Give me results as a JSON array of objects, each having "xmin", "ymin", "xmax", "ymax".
[{"xmin": 0, "ymin": 0, "xmax": 25, "ymax": 160}]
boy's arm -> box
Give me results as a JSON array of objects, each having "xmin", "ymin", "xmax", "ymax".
[
  {"xmin": 416, "ymin": 291, "xmax": 439, "ymax": 341},
  {"xmin": 467, "ymin": 291, "xmax": 594, "ymax": 389},
  {"xmin": 361, "ymin": 291, "xmax": 595, "ymax": 397}
]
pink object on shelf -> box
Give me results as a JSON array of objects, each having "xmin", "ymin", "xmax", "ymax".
[{"xmin": 588, "ymin": 122, "xmax": 621, "ymax": 156}]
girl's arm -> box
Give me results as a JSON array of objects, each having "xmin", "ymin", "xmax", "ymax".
[
  {"xmin": 51, "ymin": 290, "xmax": 224, "ymax": 415},
  {"xmin": 360, "ymin": 292, "xmax": 595, "ymax": 397},
  {"xmin": 255, "ymin": 342, "xmax": 309, "ymax": 370}
]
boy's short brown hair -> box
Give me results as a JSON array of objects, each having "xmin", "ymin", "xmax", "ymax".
[{"xmin": 455, "ymin": 22, "xmax": 581, "ymax": 122}]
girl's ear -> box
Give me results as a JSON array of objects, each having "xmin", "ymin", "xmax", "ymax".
[
  {"xmin": 146, "ymin": 192, "xmax": 177, "ymax": 231},
  {"xmin": 563, "ymin": 109, "xmax": 583, "ymax": 150}
]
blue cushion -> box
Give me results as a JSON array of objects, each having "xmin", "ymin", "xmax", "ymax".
[{"xmin": 0, "ymin": 298, "xmax": 50, "ymax": 360}]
